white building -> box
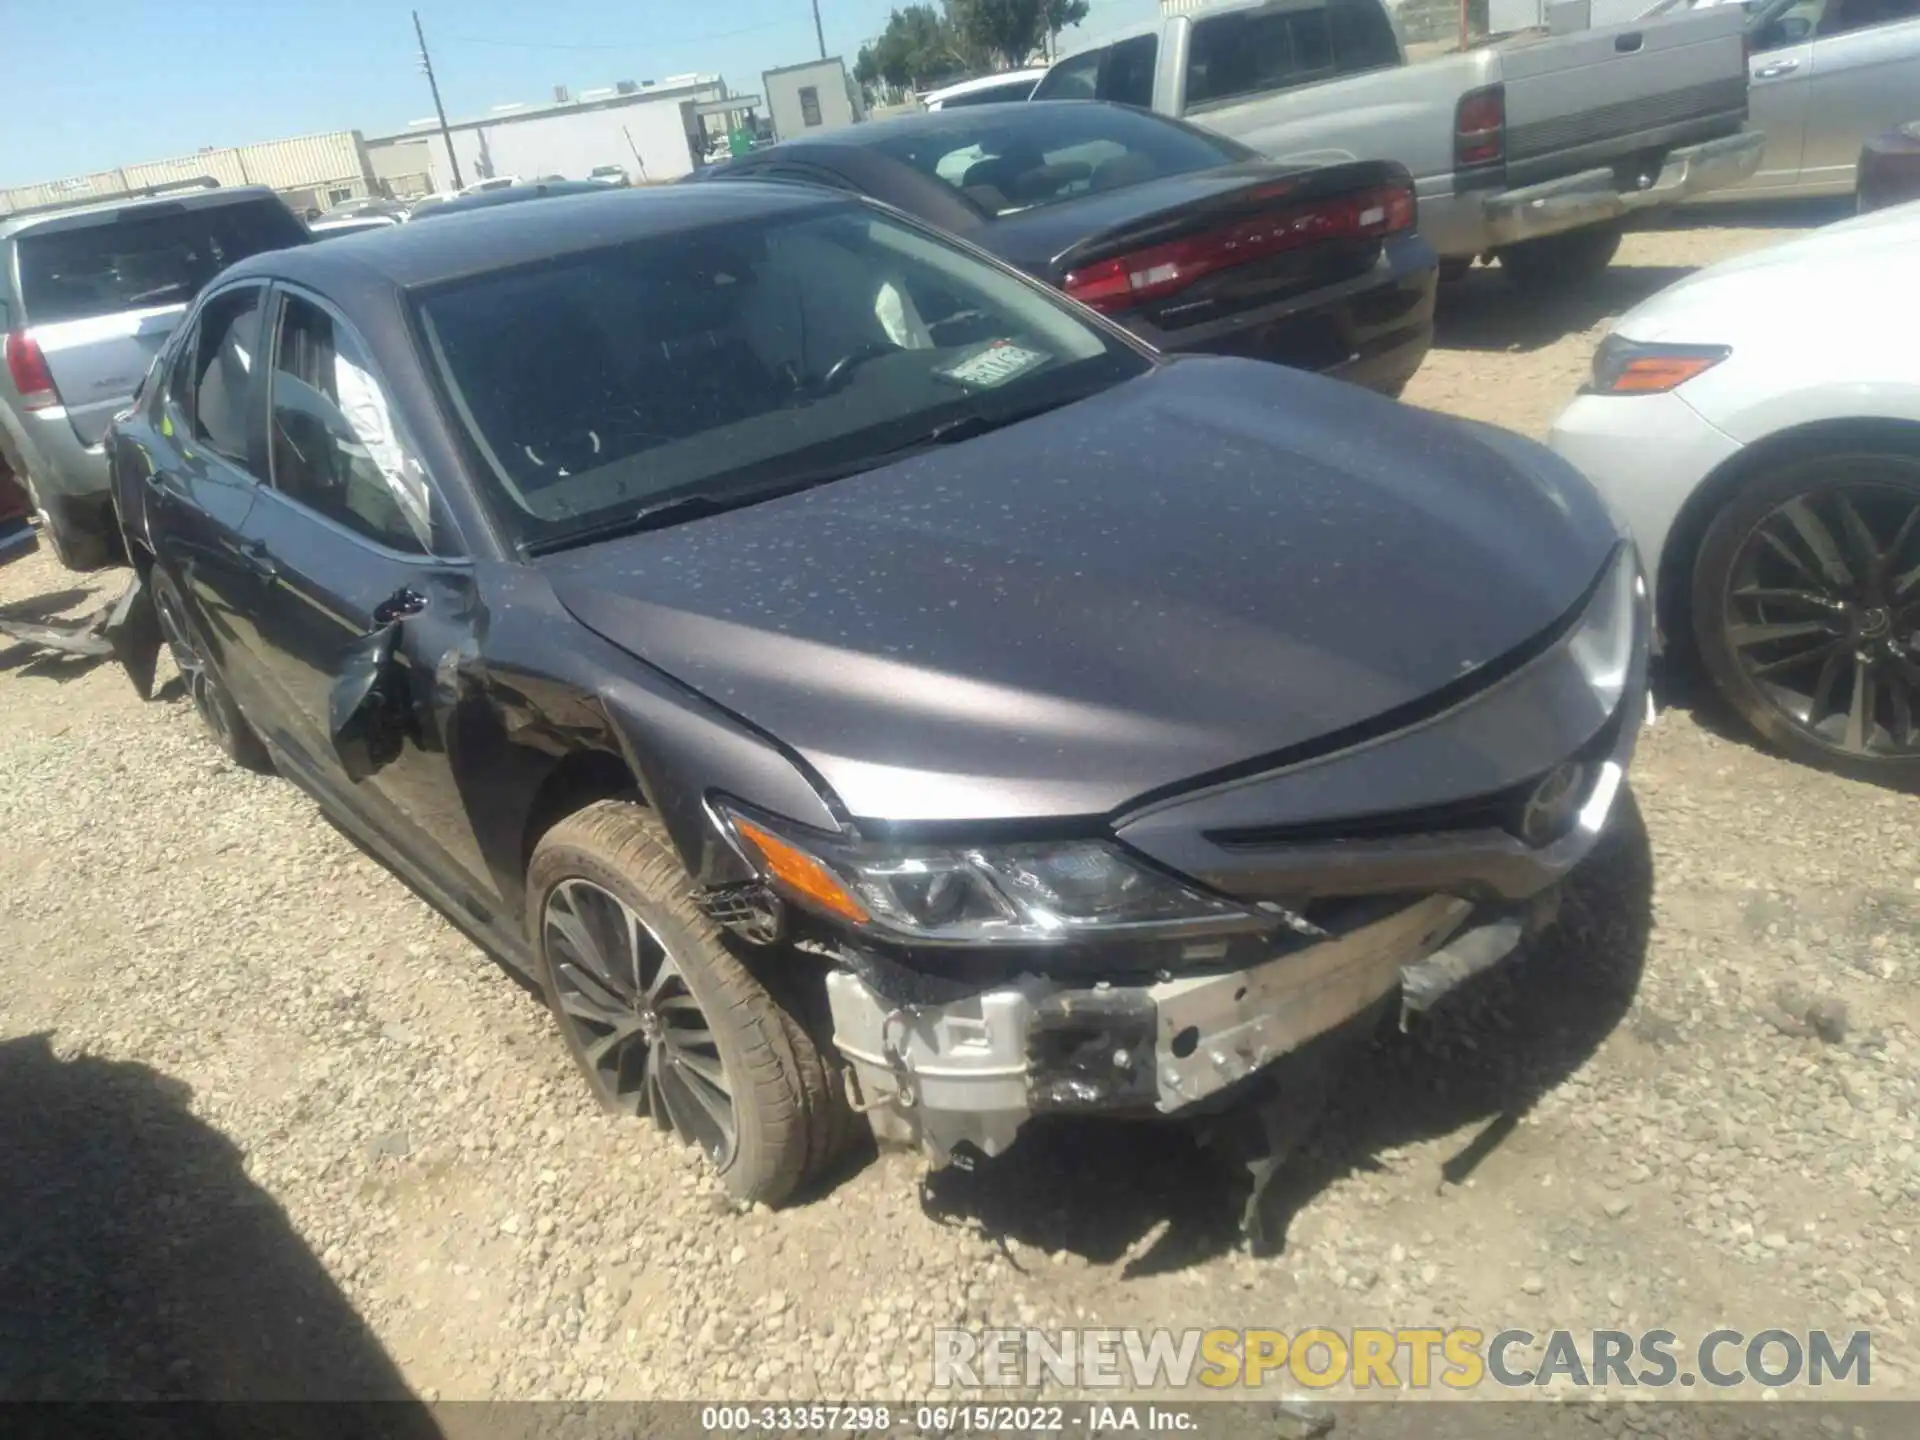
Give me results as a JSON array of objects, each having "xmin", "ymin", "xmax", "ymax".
[
  {"xmin": 363, "ymin": 76, "xmax": 733, "ymax": 195},
  {"xmin": 762, "ymin": 59, "xmax": 863, "ymax": 142}
]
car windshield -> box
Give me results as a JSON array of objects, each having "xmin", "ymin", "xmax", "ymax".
[
  {"xmin": 16, "ymin": 199, "xmax": 307, "ymax": 326},
  {"xmin": 866, "ymin": 105, "xmax": 1248, "ymax": 217},
  {"xmin": 414, "ymin": 200, "xmax": 1149, "ymax": 552}
]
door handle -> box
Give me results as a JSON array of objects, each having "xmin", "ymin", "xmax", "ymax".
[
  {"xmin": 1614, "ymin": 31, "xmax": 1643, "ymax": 52},
  {"xmin": 1755, "ymin": 59, "xmax": 1800, "ymax": 77},
  {"xmin": 238, "ymin": 537, "xmax": 278, "ymax": 582},
  {"xmin": 373, "ymin": 587, "xmax": 428, "ymax": 626}
]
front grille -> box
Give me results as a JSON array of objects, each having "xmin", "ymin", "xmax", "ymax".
[
  {"xmin": 1507, "ymin": 77, "xmax": 1747, "ymax": 163},
  {"xmin": 1210, "ymin": 702, "xmax": 1626, "ymax": 851}
]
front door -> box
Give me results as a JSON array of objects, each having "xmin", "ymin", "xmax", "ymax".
[{"xmin": 235, "ymin": 285, "xmax": 502, "ymax": 916}]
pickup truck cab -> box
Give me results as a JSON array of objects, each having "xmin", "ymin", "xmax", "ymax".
[{"xmin": 1033, "ymin": 0, "xmax": 1765, "ymax": 285}]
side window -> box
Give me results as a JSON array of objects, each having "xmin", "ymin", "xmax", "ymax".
[
  {"xmin": 185, "ymin": 287, "xmax": 263, "ymax": 465},
  {"xmin": 267, "ymin": 293, "xmax": 433, "ymax": 555},
  {"xmin": 1818, "ymin": 0, "xmax": 1918, "ymax": 35},
  {"xmin": 1033, "ymin": 48, "xmax": 1103, "ymax": 100},
  {"xmin": 1328, "ymin": 0, "xmax": 1401, "ymax": 71},
  {"xmin": 1099, "ymin": 35, "xmax": 1160, "ymax": 108},
  {"xmin": 1753, "ymin": 0, "xmax": 1824, "ymax": 46},
  {"xmin": 1187, "ymin": 5, "xmax": 1338, "ymax": 109}
]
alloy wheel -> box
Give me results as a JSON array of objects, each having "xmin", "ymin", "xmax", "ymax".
[
  {"xmin": 153, "ymin": 580, "xmax": 235, "ymax": 752},
  {"xmin": 542, "ymin": 877, "xmax": 737, "ymax": 1166},
  {"xmin": 1722, "ymin": 479, "xmax": 1920, "ymax": 758}
]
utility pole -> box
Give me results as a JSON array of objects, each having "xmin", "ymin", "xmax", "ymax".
[
  {"xmin": 812, "ymin": 0, "xmax": 827, "ymax": 58},
  {"xmin": 414, "ymin": 10, "xmax": 465, "ymax": 190}
]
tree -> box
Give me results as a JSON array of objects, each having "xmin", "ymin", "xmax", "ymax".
[
  {"xmin": 856, "ymin": 4, "xmax": 969, "ymax": 94},
  {"xmin": 854, "ymin": 0, "xmax": 1087, "ymax": 101},
  {"xmin": 947, "ymin": 0, "xmax": 1088, "ymax": 67}
]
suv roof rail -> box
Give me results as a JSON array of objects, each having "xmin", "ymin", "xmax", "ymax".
[{"xmin": 0, "ymin": 174, "xmax": 223, "ymax": 222}]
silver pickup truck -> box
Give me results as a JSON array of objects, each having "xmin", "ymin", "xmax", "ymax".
[{"xmin": 1033, "ymin": 0, "xmax": 1765, "ymax": 285}]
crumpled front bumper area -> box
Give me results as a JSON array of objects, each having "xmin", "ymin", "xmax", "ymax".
[{"xmin": 827, "ymin": 886, "xmax": 1563, "ymax": 1165}]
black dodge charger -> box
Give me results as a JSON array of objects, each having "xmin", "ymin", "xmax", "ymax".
[
  {"xmin": 107, "ymin": 184, "xmax": 1645, "ymax": 1206},
  {"xmin": 700, "ymin": 103, "xmax": 1438, "ymax": 396}
]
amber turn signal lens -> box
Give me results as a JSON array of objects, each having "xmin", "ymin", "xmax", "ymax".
[
  {"xmin": 732, "ymin": 819, "xmax": 871, "ymax": 925},
  {"xmin": 1605, "ymin": 355, "xmax": 1725, "ymax": 394}
]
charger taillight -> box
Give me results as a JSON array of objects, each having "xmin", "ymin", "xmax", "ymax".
[
  {"xmin": 1062, "ymin": 183, "xmax": 1416, "ymax": 314},
  {"xmin": 1455, "ymin": 85, "xmax": 1506, "ymax": 170},
  {"xmin": 4, "ymin": 331, "xmax": 58, "ymax": 412}
]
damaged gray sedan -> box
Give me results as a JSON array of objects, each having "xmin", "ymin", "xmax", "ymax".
[{"xmin": 101, "ymin": 183, "xmax": 1647, "ymax": 1218}]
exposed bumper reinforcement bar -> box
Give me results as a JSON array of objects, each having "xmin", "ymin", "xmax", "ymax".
[
  {"xmin": 1482, "ymin": 131, "xmax": 1765, "ymax": 249},
  {"xmin": 826, "ymin": 887, "xmax": 1561, "ymax": 1166}
]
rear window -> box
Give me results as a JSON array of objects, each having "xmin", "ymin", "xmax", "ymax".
[
  {"xmin": 1186, "ymin": 0, "xmax": 1399, "ymax": 109},
  {"xmin": 868, "ymin": 104, "xmax": 1246, "ymax": 217},
  {"xmin": 16, "ymin": 199, "xmax": 305, "ymax": 327}
]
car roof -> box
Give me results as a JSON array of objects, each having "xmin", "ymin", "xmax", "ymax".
[
  {"xmin": 0, "ymin": 184, "xmax": 288, "ymax": 241},
  {"xmin": 219, "ymin": 182, "xmax": 846, "ymax": 292}
]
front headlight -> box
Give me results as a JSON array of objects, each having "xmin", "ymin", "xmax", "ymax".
[
  {"xmin": 715, "ymin": 804, "xmax": 1262, "ymax": 946},
  {"xmin": 1589, "ymin": 334, "xmax": 1730, "ymax": 395}
]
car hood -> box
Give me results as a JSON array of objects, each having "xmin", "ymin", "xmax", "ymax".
[
  {"xmin": 542, "ymin": 358, "xmax": 1618, "ymax": 824},
  {"xmin": 1617, "ymin": 202, "xmax": 1920, "ymax": 343}
]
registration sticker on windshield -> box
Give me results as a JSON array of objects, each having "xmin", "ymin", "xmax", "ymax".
[{"xmin": 935, "ymin": 341, "xmax": 1050, "ymax": 390}]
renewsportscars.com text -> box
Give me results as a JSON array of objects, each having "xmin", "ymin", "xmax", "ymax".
[{"xmin": 932, "ymin": 1327, "xmax": 1875, "ymax": 1391}]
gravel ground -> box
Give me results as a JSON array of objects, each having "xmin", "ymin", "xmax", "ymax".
[{"xmin": 3, "ymin": 208, "xmax": 1917, "ymax": 1420}]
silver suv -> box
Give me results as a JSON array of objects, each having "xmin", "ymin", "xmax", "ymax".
[{"xmin": 0, "ymin": 182, "xmax": 306, "ymax": 569}]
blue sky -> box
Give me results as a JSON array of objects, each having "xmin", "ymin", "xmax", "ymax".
[{"xmin": 2, "ymin": 0, "xmax": 1161, "ymax": 189}]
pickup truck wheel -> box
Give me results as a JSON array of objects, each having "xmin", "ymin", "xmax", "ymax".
[
  {"xmin": 1496, "ymin": 223, "xmax": 1624, "ymax": 290},
  {"xmin": 529, "ymin": 801, "xmax": 846, "ymax": 1206},
  {"xmin": 150, "ymin": 566, "xmax": 274, "ymax": 773},
  {"xmin": 1692, "ymin": 448, "xmax": 1920, "ymax": 784}
]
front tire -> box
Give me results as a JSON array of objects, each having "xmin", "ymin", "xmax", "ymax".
[
  {"xmin": 528, "ymin": 801, "xmax": 847, "ymax": 1205},
  {"xmin": 1496, "ymin": 222, "xmax": 1624, "ymax": 290},
  {"xmin": 1692, "ymin": 447, "xmax": 1920, "ymax": 785}
]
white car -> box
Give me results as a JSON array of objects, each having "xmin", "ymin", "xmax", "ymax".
[
  {"xmin": 1550, "ymin": 201, "xmax": 1920, "ymax": 782},
  {"xmin": 919, "ymin": 69, "xmax": 1048, "ymax": 110}
]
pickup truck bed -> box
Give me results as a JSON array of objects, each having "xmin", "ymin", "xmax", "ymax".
[{"xmin": 1034, "ymin": 0, "xmax": 1763, "ymax": 281}]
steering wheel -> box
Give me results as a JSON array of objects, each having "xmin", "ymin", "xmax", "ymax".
[{"xmin": 812, "ymin": 341, "xmax": 902, "ymax": 397}]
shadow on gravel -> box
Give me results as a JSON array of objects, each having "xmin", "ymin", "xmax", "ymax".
[
  {"xmin": 0, "ymin": 1033, "xmax": 439, "ymax": 1427},
  {"xmin": 924, "ymin": 794, "xmax": 1655, "ymax": 1276},
  {"xmin": 1434, "ymin": 265, "xmax": 1695, "ymax": 353},
  {"xmin": 0, "ymin": 585, "xmax": 117, "ymax": 681}
]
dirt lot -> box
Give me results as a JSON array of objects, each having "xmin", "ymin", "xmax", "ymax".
[{"xmin": 3, "ymin": 211, "xmax": 1917, "ymax": 1418}]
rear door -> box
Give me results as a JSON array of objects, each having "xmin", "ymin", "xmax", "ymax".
[
  {"xmin": 235, "ymin": 284, "xmax": 498, "ymax": 907},
  {"xmin": 145, "ymin": 282, "xmax": 278, "ymax": 722},
  {"xmin": 1743, "ymin": 0, "xmax": 1819, "ymax": 192},
  {"xmin": 1803, "ymin": 0, "xmax": 1920, "ymax": 191},
  {"xmin": 13, "ymin": 197, "xmax": 307, "ymax": 447}
]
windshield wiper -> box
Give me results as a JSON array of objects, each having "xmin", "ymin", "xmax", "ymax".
[{"xmin": 526, "ymin": 395, "xmax": 1090, "ymax": 556}]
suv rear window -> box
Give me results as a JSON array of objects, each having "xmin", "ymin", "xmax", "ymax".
[
  {"xmin": 15, "ymin": 198, "xmax": 306, "ymax": 327},
  {"xmin": 1187, "ymin": 0, "xmax": 1399, "ymax": 109},
  {"xmin": 867, "ymin": 103, "xmax": 1245, "ymax": 216}
]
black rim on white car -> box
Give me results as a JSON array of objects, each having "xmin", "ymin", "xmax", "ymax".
[
  {"xmin": 541, "ymin": 877, "xmax": 738, "ymax": 1165},
  {"xmin": 1724, "ymin": 476, "xmax": 1920, "ymax": 758}
]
